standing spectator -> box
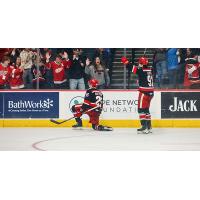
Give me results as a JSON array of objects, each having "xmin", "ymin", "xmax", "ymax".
[
  {"xmin": 154, "ymin": 48, "xmax": 168, "ymax": 88},
  {"xmin": 8, "ymin": 57, "xmax": 24, "ymax": 89},
  {"xmin": 41, "ymin": 49, "xmax": 54, "ymax": 88},
  {"xmin": 0, "ymin": 56, "xmax": 10, "ymax": 89},
  {"xmin": 68, "ymin": 49, "xmax": 85, "ymax": 90},
  {"xmin": 45, "ymin": 52, "xmax": 71, "ymax": 89},
  {"xmin": 10, "ymin": 48, "xmax": 21, "ymax": 64},
  {"xmin": 166, "ymin": 48, "xmax": 179, "ymax": 88},
  {"xmin": 183, "ymin": 49, "xmax": 200, "ymax": 88},
  {"xmin": 176, "ymin": 49, "xmax": 186, "ymax": 88},
  {"xmin": 84, "ymin": 57, "xmax": 93, "ymax": 88},
  {"xmin": 85, "ymin": 57, "xmax": 110, "ymax": 89},
  {"xmin": 184, "ymin": 60, "xmax": 200, "ymax": 89},
  {"xmin": 20, "ymin": 48, "xmax": 34, "ymax": 88},
  {"xmin": 32, "ymin": 57, "xmax": 46, "ymax": 89},
  {"xmin": 93, "ymin": 48, "xmax": 109, "ymax": 68}
]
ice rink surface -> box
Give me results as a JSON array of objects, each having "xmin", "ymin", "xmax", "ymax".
[{"xmin": 0, "ymin": 128, "xmax": 200, "ymax": 151}]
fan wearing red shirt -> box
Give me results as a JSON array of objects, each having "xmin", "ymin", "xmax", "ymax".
[
  {"xmin": 8, "ymin": 57, "xmax": 24, "ymax": 89},
  {"xmin": 0, "ymin": 56, "xmax": 11, "ymax": 89},
  {"xmin": 184, "ymin": 58, "xmax": 200, "ymax": 89},
  {"xmin": 45, "ymin": 52, "xmax": 71, "ymax": 89}
]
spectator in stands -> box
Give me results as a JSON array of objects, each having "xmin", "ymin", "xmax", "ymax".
[
  {"xmin": 20, "ymin": 48, "xmax": 34, "ymax": 88},
  {"xmin": 84, "ymin": 57, "xmax": 93, "ymax": 88},
  {"xmin": 40, "ymin": 49, "xmax": 54, "ymax": 88},
  {"xmin": 184, "ymin": 63, "xmax": 200, "ymax": 89},
  {"xmin": 166, "ymin": 48, "xmax": 179, "ymax": 88},
  {"xmin": 10, "ymin": 48, "xmax": 21, "ymax": 64},
  {"xmin": 68, "ymin": 48, "xmax": 85, "ymax": 90},
  {"xmin": 45, "ymin": 51, "xmax": 71, "ymax": 89},
  {"xmin": 154, "ymin": 48, "xmax": 168, "ymax": 88},
  {"xmin": 176, "ymin": 48, "xmax": 187, "ymax": 88},
  {"xmin": 0, "ymin": 56, "xmax": 10, "ymax": 89},
  {"xmin": 32, "ymin": 56, "xmax": 46, "ymax": 89},
  {"xmin": 85, "ymin": 57, "xmax": 110, "ymax": 89},
  {"xmin": 183, "ymin": 48, "xmax": 200, "ymax": 88},
  {"xmin": 94, "ymin": 49, "xmax": 109, "ymax": 68},
  {"xmin": 9, "ymin": 57, "xmax": 24, "ymax": 89}
]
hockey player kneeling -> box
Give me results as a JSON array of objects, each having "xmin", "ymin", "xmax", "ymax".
[{"xmin": 71, "ymin": 79, "xmax": 113, "ymax": 131}]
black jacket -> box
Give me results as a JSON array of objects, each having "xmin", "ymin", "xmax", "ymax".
[{"xmin": 68, "ymin": 57, "xmax": 85, "ymax": 79}]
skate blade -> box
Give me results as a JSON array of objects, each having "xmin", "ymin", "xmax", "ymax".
[
  {"xmin": 137, "ymin": 130, "xmax": 150, "ymax": 134},
  {"xmin": 72, "ymin": 127, "xmax": 83, "ymax": 130},
  {"xmin": 102, "ymin": 127, "xmax": 113, "ymax": 131}
]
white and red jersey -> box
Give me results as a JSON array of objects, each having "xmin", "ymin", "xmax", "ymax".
[
  {"xmin": 132, "ymin": 65, "xmax": 154, "ymax": 93},
  {"xmin": 0, "ymin": 63, "xmax": 10, "ymax": 86},
  {"xmin": 184, "ymin": 63, "xmax": 200, "ymax": 87},
  {"xmin": 45, "ymin": 60, "xmax": 71, "ymax": 84},
  {"xmin": 186, "ymin": 63, "xmax": 200, "ymax": 80},
  {"xmin": 8, "ymin": 65, "xmax": 24, "ymax": 89}
]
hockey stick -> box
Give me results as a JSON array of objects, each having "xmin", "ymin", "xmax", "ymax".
[
  {"xmin": 143, "ymin": 48, "xmax": 147, "ymax": 56},
  {"xmin": 50, "ymin": 106, "xmax": 99, "ymax": 125}
]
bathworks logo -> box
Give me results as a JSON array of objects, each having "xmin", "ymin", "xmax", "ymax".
[
  {"xmin": 8, "ymin": 98, "xmax": 54, "ymax": 109},
  {"xmin": 4, "ymin": 92, "xmax": 59, "ymax": 118}
]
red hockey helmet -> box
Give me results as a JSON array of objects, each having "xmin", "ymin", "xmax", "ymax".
[
  {"xmin": 88, "ymin": 79, "xmax": 99, "ymax": 88},
  {"xmin": 138, "ymin": 57, "xmax": 148, "ymax": 66}
]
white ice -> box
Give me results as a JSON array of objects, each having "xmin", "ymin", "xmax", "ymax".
[{"xmin": 0, "ymin": 128, "xmax": 200, "ymax": 150}]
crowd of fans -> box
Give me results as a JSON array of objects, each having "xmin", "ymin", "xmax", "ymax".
[
  {"xmin": 0, "ymin": 48, "xmax": 114, "ymax": 89},
  {"xmin": 0, "ymin": 48, "xmax": 200, "ymax": 90},
  {"xmin": 152, "ymin": 48, "xmax": 200, "ymax": 89}
]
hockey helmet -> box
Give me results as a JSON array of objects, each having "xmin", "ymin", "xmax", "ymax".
[
  {"xmin": 88, "ymin": 79, "xmax": 99, "ymax": 88},
  {"xmin": 138, "ymin": 57, "xmax": 148, "ymax": 66}
]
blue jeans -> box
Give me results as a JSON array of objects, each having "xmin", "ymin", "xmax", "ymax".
[
  {"xmin": 69, "ymin": 78, "xmax": 85, "ymax": 90},
  {"xmin": 156, "ymin": 60, "xmax": 167, "ymax": 87},
  {"xmin": 168, "ymin": 68, "xmax": 178, "ymax": 88},
  {"xmin": 23, "ymin": 68, "xmax": 33, "ymax": 89}
]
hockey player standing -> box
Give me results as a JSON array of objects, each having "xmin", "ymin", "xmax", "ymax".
[
  {"xmin": 122, "ymin": 56, "xmax": 154, "ymax": 134},
  {"xmin": 71, "ymin": 79, "xmax": 112, "ymax": 131}
]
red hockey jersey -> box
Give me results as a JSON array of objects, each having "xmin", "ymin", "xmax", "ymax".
[
  {"xmin": 8, "ymin": 65, "xmax": 24, "ymax": 89},
  {"xmin": 184, "ymin": 63, "xmax": 200, "ymax": 87},
  {"xmin": 45, "ymin": 60, "xmax": 71, "ymax": 84},
  {"xmin": 0, "ymin": 63, "xmax": 10, "ymax": 86},
  {"xmin": 132, "ymin": 65, "xmax": 154, "ymax": 92}
]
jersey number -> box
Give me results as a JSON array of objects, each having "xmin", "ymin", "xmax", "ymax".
[
  {"xmin": 147, "ymin": 74, "xmax": 153, "ymax": 87},
  {"xmin": 96, "ymin": 96, "xmax": 103, "ymax": 107}
]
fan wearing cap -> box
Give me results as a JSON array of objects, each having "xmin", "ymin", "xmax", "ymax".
[
  {"xmin": 121, "ymin": 56, "xmax": 154, "ymax": 134},
  {"xmin": 71, "ymin": 79, "xmax": 112, "ymax": 131}
]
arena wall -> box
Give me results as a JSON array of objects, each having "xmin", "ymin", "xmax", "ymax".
[{"xmin": 0, "ymin": 90, "xmax": 200, "ymax": 127}]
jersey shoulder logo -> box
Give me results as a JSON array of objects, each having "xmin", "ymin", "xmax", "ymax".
[{"xmin": 85, "ymin": 93, "xmax": 89, "ymax": 97}]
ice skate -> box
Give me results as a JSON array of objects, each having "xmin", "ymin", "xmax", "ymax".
[
  {"xmin": 137, "ymin": 126, "xmax": 150, "ymax": 134},
  {"xmin": 72, "ymin": 118, "xmax": 83, "ymax": 130},
  {"xmin": 146, "ymin": 120, "xmax": 153, "ymax": 133}
]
